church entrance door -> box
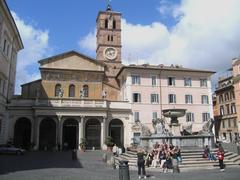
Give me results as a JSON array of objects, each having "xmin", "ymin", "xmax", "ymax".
[
  {"xmin": 62, "ymin": 119, "xmax": 78, "ymax": 150},
  {"xmin": 85, "ymin": 119, "xmax": 101, "ymax": 149},
  {"xmin": 39, "ymin": 118, "xmax": 56, "ymax": 150},
  {"xmin": 109, "ymin": 119, "xmax": 124, "ymax": 147},
  {"xmin": 14, "ymin": 118, "xmax": 31, "ymax": 149}
]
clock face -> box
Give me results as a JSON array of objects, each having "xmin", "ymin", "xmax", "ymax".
[{"xmin": 104, "ymin": 47, "xmax": 117, "ymax": 60}]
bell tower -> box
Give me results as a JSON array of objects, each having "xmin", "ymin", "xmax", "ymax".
[{"xmin": 96, "ymin": 3, "xmax": 122, "ymax": 63}]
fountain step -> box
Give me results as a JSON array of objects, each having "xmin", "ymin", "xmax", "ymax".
[{"xmin": 114, "ymin": 149, "xmax": 240, "ymax": 170}]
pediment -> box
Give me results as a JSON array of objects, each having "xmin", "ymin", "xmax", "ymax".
[{"xmin": 39, "ymin": 51, "xmax": 105, "ymax": 71}]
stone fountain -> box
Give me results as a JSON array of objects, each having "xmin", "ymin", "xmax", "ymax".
[
  {"xmin": 140, "ymin": 108, "xmax": 214, "ymax": 149},
  {"xmin": 162, "ymin": 108, "xmax": 186, "ymax": 136}
]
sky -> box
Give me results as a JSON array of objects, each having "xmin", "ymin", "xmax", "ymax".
[{"xmin": 6, "ymin": 0, "xmax": 240, "ymax": 94}]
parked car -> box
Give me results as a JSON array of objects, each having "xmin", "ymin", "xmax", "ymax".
[{"xmin": 0, "ymin": 144, "xmax": 25, "ymax": 155}]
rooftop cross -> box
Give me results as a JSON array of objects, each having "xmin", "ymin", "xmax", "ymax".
[{"xmin": 106, "ymin": 0, "xmax": 112, "ymax": 11}]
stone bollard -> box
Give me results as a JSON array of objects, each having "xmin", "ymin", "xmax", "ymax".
[{"xmin": 119, "ymin": 160, "xmax": 130, "ymax": 180}]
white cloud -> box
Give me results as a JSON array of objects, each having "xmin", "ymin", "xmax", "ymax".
[
  {"xmin": 157, "ymin": 0, "xmax": 181, "ymax": 19},
  {"xmin": 78, "ymin": 0, "xmax": 240, "ymax": 73},
  {"xmin": 12, "ymin": 12, "xmax": 51, "ymax": 94},
  {"xmin": 78, "ymin": 29, "xmax": 96, "ymax": 56}
]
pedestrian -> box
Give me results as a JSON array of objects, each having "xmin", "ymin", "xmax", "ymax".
[
  {"xmin": 137, "ymin": 148, "xmax": 147, "ymax": 179},
  {"xmin": 172, "ymin": 147, "xmax": 180, "ymax": 173},
  {"xmin": 145, "ymin": 151, "xmax": 154, "ymax": 167},
  {"xmin": 217, "ymin": 145, "xmax": 225, "ymax": 172},
  {"xmin": 112, "ymin": 144, "xmax": 118, "ymax": 156}
]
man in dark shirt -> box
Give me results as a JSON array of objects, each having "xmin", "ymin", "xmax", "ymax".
[{"xmin": 137, "ymin": 148, "xmax": 147, "ymax": 179}]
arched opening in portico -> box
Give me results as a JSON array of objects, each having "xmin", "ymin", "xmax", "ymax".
[
  {"xmin": 85, "ymin": 119, "xmax": 101, "ymax": 149},
  {"xmin": 13, "ymin": 118, "xmax": 31, "ymax": 149},
  {"xmin": 109, "ymin": 119, "xmax": 124, "ymax": 147},
  {"xmin": 39, "ymin": 118, "xmax": 56, "ymax": 150},
  {"xmin": 62, "ymin": 119, "xmax": 79, "ymax": 150}
]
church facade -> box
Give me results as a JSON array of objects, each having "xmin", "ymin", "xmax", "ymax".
[{"xmin": 7, "ymin": 5, "xmax": 214, "ymax": 150}]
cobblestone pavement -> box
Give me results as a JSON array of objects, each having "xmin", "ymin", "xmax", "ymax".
[{"xmin": 0, "ymin": 150, "xmax": 239, "ymax": 180}]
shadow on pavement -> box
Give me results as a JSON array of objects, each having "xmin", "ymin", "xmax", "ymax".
[{"xmin": 0, "ymin": 151, "xmax": 83, "ymax": 175}]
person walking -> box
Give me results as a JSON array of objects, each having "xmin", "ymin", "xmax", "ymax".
[
  {"xmin": 137, "ymin": 148, "xmax": 147, "ymax": 179},
  {"xmin": 217, "ymin": 145, "xmax": 225, "ymax": 172}
]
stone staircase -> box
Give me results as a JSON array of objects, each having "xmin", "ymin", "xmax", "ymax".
[{"xmin": 114, "ymin": 148, "xmax": 240, "ymax": 170}]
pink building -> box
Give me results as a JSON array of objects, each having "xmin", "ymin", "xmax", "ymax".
[{"xmin": 117, "ymin": 64, "xmax": 214, "ymax": 143}]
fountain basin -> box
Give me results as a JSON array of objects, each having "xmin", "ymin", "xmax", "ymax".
[{"xmin": 162, "ymin": 109, "xmax": 186, "ymax": 118}]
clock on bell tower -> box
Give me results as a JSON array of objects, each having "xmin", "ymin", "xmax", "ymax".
[{"xmin": 96, "ymin": 4, "xmax": 122, "ymax": 63}]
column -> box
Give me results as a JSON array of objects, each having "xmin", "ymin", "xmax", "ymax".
[
  {"xmin": 57, "ymin": 115, "xmax": 62, "ymax": 150},
  {"xmin": 31, "ymin": 116, "xmax": 35, "ymax": 145},
  {"xmin": 35, "ymin": 116, "xmax": 41, "ymax": 150},
  {"xmin": 101, "ymin": 117, "xmax": 107, "ymax": 149},
  {"xmin": 79, "ymin": 116, "xmax": 85, "ymax": 149}
]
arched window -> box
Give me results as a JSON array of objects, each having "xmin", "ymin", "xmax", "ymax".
[
  {"xmin": 69, "ymin": 84, "xmax": 75, "ymax": 97},
  {"xmin": 105, "ymin": 19, "xmax": 108, "ymax": 28},
  {"xmin": 55, "ymin": 84, "xmax": 61, "ymax": 97},
  {"xmin": 113, "ymin": 20, "xmax": 116, "ymax": 29},
  {"xmin": 107, "ymin": 35, "xmax": 110, "ymax": 41},
  {"xmin": 83, "ymin": 85, "xmax": 89, "ymax": 97},
  {"xmin": 111, "ymin": 35, "xmax": 113, "ymax": 41}
]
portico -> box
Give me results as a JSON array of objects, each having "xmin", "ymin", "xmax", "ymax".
[{"xmin": 8, "ymin": 99, "xmax": 131, "ymax": 150}]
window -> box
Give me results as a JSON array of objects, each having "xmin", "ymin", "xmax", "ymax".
[
  {"xmin": 151, "ymin": 94, "xmax": 159, "ymax": 103},
  {"xmin": 133, "ymin": 93, "xmax": 141, "ymax": 103},
  {"xmin": 169, "ymin": 94, "xmax": 176, "ymax": 103},
  {"xmin": 132, "ymin": 75, "xmax": 140, "ymax": 85},
  {"xmin": 222, "ymin": 132, "xmax": 226, "ymax": 139},
  {"xmin": 0, "ymin": 118, "xmax": 2, "ymax": 134},
  {"xmin": 222, "ymin": 120, "xmax": 225, "ymax": 128},
  {"xmin": 152, "ymin": 76, "xmax": 157, "ymax": 86},
  {"xmin": 234, "ymin": 119, "xmax": 237, "ymax": 128},
  {"xmin": 200, "ymin": 79, "xmax": 208, "ymax": 87},
  {"xmin": 185, "ymin": 95, "xmax": 193, "ymax": 104},
  {"xmin": 2, "ymin": 80, "xmax": 5, "ymax": 94},
  {"xmin": 111, "ymin": 35, "xmax": 113, "ymax": 41},
  {"xmin": 219, "ymin": 95, "xmax": 223, "ymax": 103},
  {"xmin": 225, "ymin": 93, "xmax": 229, "ymax": 101},
  {"xmin": 228, "ymin": 119, "xmax": 231, "ymax": 128},
  {"xmin": 226, "ymin": 104, "xmax": 230, "ymax": 115},
  {"xmin": 230, "ymin": 91, "xmax": 235, "ymax": 99},
  {"xmin": 184, "ymin": 77, "xmax": 192, "ymax": 86},
  {"xmin": 168, "ymin": 77, "xmax": 175, "ymax": 86},
  {"xmin": 202, "ymin": 113, "xmax": 210, "ymax": 122},
  {"xmin": 107, "ymin": 35, "xmax": 110, "ymax": 41},
  {"xmin": 83, "ymin": 85, "xmax": 89, "ymax": 97},
  {"xmin": 113, "ymin": 20, "xmax": 116, "ymax": 29},
  {"xmin": 220, "ymin": 106, "xmax": 224, "ymax": 116},
  {"xmin": 186, "ymin": 112, "xmax": 194, "ymax": 122},
  {"xmin": 69, "ymin": 84, "xmax": 75, "ymax": 97},
  {"xmin": 105, "ymin": 19, "xmax": 108, "ymax": 28},
  {"xmin": 201, "ymin": 95, "xmax": 209, "ymax": 104},
  {"xmin": 152, "ymin": 112, "xmax": 158, "ymax": 120},
  {"xmin": 134, "ymin": 112, "xmax": 140, "ymax": 122},
  {"xmin": 6, "ymin": 44, "xmax": 9, "ymax": 56},
  {"xmin": 3, "ymin": 39, "xmax": 6, "ymax": 52},
  {"xmin": 55, "ymin": 84, "xmax": 61, "ymax": 97}
]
